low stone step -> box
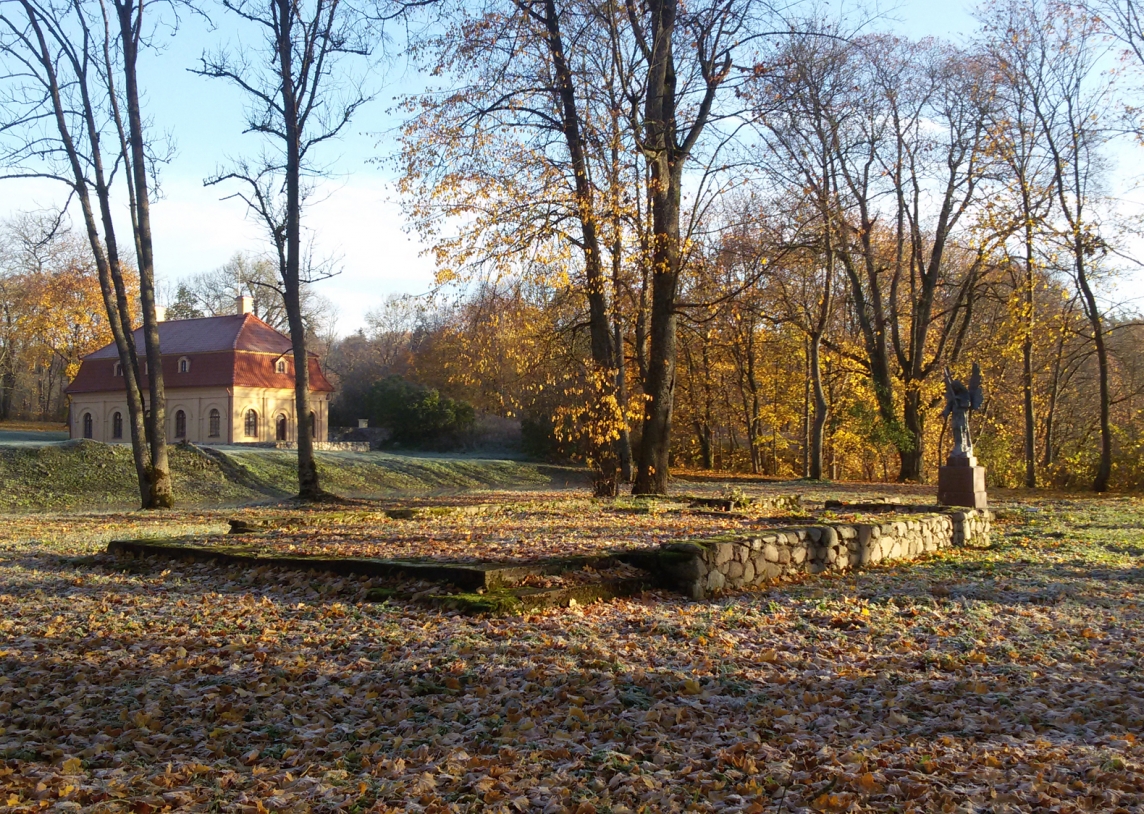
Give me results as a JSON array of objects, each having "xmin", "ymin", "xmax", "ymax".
[
  {"xmin": 228, "ymin": 519, "xmax": 272, "ymax": 534},
  {"xmin": 409, "ymin": 577, "xmax": 654, "ymax": 615},
  {"xmin": 384, "ymin": 504, "xmax": 495, "ymax": 520},
  {"xmin": 106, "ymin": 538, "xmax": 636, "ymax": 591}
]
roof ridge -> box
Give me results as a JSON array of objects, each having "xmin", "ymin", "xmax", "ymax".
[{"xmin": 154, "ymin": 312, "xmax": 245, "ymax": 324}]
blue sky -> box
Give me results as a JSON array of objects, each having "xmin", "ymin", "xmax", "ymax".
[{"xmin": 6, "ymin": 0, "xmax": 1139, "ymax": 332}]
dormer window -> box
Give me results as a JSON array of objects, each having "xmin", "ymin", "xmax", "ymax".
[
  {"xmin": 276, "ymin": 358, "xmax": 287, "ymax": 374},
  {"xmin": 178, "ymin": 356, "xmax": 191, "ymax": 373}
]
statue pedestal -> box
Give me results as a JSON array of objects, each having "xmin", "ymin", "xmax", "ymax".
[{"xmin": 938, "ymin": 455, "xmax": 988, "ymax": 509}]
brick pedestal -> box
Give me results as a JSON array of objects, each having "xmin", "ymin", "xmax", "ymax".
[{"xmin": 938, "ymin": 455, "xmax": 987, "ymax": 509}]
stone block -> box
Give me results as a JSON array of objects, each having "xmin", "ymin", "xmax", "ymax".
[
  {"xmin": 821, "ymin": 527, "xmax": 839, "ymax": 547},
  {"xmin": 669, "ymin": 557, "xmax": 703, "ymax": 581},
  {"xmin": 715, "ymin": 543, "xmax": 734, "ymax": 566},
  {"xmin": 742, "ymin": 559, "xmax": 755, "ymax": 583},
  {"xmin": 763, "ymin": 544, "xmax": 780, "ymax": 563},
  {"xmin": 706, "ymin": 570, "xmax": 725, "ymax": 592},
  {"xmin": 791, "ymin": 546, "xmax": 807, "ymax": 564},
  {"xmin": 727, "ymin": 561, "xmax": 744, "ymax": 579},
  {"xmin": 759, "ymin": 562, "xmax": 783, "ymax": 579},
  {"xmin": 778, "ymin": 547, "xmax": 791, "ymax": 564},
  {"xmin": 938, "ymin": 464, "xmax": 988, "ymax": 509},
  {"xmin": 665, "ymin": 542, "xmax": 705, "ymax": 554}
]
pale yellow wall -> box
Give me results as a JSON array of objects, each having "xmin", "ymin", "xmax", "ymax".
[
  {"xmin": 232, "ymin": 386, "xmax": 329, "ymax": 443},
  {"xmin": 69, "ymin": 387, "xmax": 329, "ymax": 445}
]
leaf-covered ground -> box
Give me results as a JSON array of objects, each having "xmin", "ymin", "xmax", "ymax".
[
  {"xmin": 215, "ymin": 494, "xmax": 807, "ymax": 564},
  {"xmin": 1, "ymin": 489, "xmax": 1142, "ymax": 812}
]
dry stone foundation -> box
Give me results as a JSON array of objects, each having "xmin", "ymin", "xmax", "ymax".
[{"xmin": 657, "ymin": 509, "xmax": 992, "ymax": 599}]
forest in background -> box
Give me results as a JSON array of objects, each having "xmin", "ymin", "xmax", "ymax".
[
  {"xmin": 3, "ymin": 0, "xmax": 1144, "ymax": 497},
  {"xmin": 325, "ymin": 0, "xmax": 1144, "ymax": 493}
]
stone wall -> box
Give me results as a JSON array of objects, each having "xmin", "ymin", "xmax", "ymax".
[
  {"xmin": 658, "ymin": 510, "xmax": 992, "ymax": 599},
  {"xmin": 274, "ymin": 440, "xmax": 371, "ymax": 452}
]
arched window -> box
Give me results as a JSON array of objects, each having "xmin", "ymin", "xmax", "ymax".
[
  {"xmin": 82, "ymin": 413, "xmax": 93, "ymax": 439},
  {"xmin": 275, "ymin": 358, "xmax": 287, "ymax": 374},
  {"xmin": 114, "ymin": 361, "xmax": 122, "ymax": 377},
  {"xmin": 244, "ymin": 409, "xmax": 258, "ymax": 438},
  {"xmin": 208, "ymin": 409, "xmax": 221, "ymax": 438},
  {"xmin": 112, "ymin": 411, "xmax": 123, "ymax": 439},
  {"xmin": 276, "ymin": 414, "xmax": 287, "ymax": 441},
  {"xmin": 178, "ymin": 357, "xmax": 190, "ymax": 373},
  {"xmin": 174, "ymin": 410, "xmax": 187, "ymax": 438}
]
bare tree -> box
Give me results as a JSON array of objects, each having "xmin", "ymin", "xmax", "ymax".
[
  {"xmin": 196, "ymin": 0, "xmax": 377, "ymax": 500},
  {"xmin": 0, "ymin": 0, "xmax": 173, "ymax": 507},
  {"xmin": 978, "ymin": 3, "xmax": 1061, "ymax": 489},
  {"xmin": 992, "ymin": 0, "xmax": 1117, "ymax": 491},
  {"xmin": 627, "ymin": 0, "xmax": 762, "ymax": 494},
  {"xmin": 167, "ymin": 252, "xmax": 335, "ymax": 332}
]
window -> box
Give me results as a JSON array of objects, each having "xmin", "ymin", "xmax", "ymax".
[
  {"xmin": 112, "ymin": 411, "xmax": 123, "ymax": 439},
  {"xmin": 276, "ymin": 414, "xmax": 287, "ymax": 441},
  {"xmin": 275, "ymin": 358, "xmax": 287, "ymax": 374},
  {"xmin": 114, "ymin": 362, "xmax": 122, "ymax": 377},
  {"xmin": 309, "ymin": 411, "xmax": 316, "ymax": 438},
  {"xmin": 175, "ymin": 410, "xmax": 187, "ymax": 438},
  {"xmin": 208, "ymin": 409, "xmax": 221, "ymax": 438},
  {"xmin": 244, "ymin": 409, "xmax": 258, "ymax": 438},
  {"xmin": 82, "ymin": 413, "xmax": 93, "ymax": 439},
  {"xmin": 178, "ymin": 357, "xmax": 190, "ymax": 373}
]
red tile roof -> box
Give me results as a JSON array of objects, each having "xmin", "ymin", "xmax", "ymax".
[
  {"xmin": 66, "ymin": 315, "xmax": 334, "ymax": 395},
  {"xmin": 84, "ymin": 313, "xmax": 295, "ymax": 357}
]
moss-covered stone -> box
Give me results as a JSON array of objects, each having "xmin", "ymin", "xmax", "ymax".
[{"xmin": 428, "ymin": 591, "xmax": 524, "ymax": 615}]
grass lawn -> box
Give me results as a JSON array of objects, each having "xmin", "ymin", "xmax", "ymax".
[
  {"xmin": 0, "ymin": 441, "xmax": 575, "ymax": 513},
  {"xmin": 0, "ymin": 487, "xmax": 1141, "ymax": 812}
]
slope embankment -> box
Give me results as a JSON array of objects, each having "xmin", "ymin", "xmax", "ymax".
[{"xmin": 0, "ymin": 436, "xmax": 577, "ymax": 512}]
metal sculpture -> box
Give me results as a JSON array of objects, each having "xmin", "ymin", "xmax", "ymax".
[{"xmin": 943, "ymin": 363, "xmax": 983, "ymax": 460}]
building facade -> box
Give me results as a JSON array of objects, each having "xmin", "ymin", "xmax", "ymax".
[{"xmin": 65, "ymin": 303, "xmax": 334, "ymax": 445}]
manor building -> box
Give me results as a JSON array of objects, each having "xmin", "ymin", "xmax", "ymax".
[{"xmin": 65, "ymin": 298, "xmax": 334, "ymax": 445}]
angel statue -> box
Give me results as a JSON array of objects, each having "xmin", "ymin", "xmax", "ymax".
[{"xmin": 943, "ymin": 363, "xmax": 984, "ymax": 460}]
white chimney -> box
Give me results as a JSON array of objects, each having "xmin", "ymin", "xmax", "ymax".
[
  {"xmin": 237, "ymin": 295, "xmax": 254, "ymax": 315},
  {"xmin": 154, "ymin": 306, "xmax": 167, "ymax": 322}
]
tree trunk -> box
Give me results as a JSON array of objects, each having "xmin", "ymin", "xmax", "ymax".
[
  {"xmin": 117, "ymin": 0, "xmax": 171, "ymax": 508},
  {"xmin": 634, "ymin": 251, "xmax": 678, "ymax": 494},
  {"xmin": 277, "ymin": 0, "xmax": 322, "ymax": 501},
  {"xmin": 1022, "ymin": 203, "xmax": 1037, "ymax": 489},
  {"xmin": 633, "ymin": 0, "xmax": 681, "ymax": 496},
  {"xmin": 694, "ymin": 419, "xmax": 713, "ymax": 469},
  {"xmin": 809, "ymin": 334, "xmax": 828, "ymax": 480},
  {"xmin": 1076, "ymin": 253, "xmax": 1112, "ymax": 492},
  {"xmin": 899, "ymin": 385, "xmax": 924, "ymax": 482},
  {"xmin": 20, "ymin": 3, "xmax": 155, "ymax": 507},
  {"xmin": 1042, "ymin": 324, "xmax": 1066, "ymax": 470},
  {"xmin": 614, "ymin": 320, "xmax": 633, "ymax": 483}
]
